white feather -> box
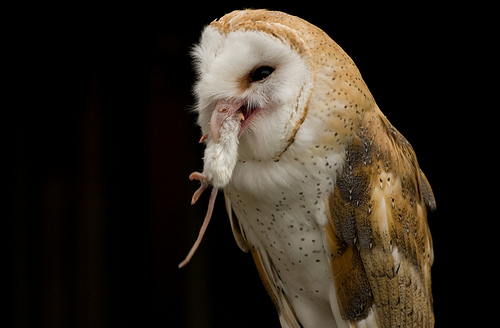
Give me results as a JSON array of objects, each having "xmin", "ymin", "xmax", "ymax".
[{"xmin": 192, "ymin": 26, "xmax": 313, "ymax": 162}]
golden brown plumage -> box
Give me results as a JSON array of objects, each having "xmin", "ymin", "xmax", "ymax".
[
  {"xmin": 326, "ymin": 107, "xmax": 435, "ymax": 326},
  {"xmin": 187, "ymin": 9, "xmax": 435, "ymax": 327}
]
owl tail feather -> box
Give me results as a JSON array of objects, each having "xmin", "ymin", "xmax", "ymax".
[{"xmin": 178, "ymin": 173, "xmax": 218, "ymax": 268}]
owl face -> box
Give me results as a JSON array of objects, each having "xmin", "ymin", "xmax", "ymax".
[{"xmin": 192, "ymin": 26, "xmax": 313, "ymax": 161}]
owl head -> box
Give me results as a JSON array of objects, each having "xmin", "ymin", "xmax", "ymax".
[
  {"xmin": 192, "ymin": 10, "xmax": 318, "ymax": 162},
  {"xmin": 192, "ymin": 9, "xmax": 373, "ymax": 174}
]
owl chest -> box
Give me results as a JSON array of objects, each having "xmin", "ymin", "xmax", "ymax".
[
  {"xmin": 225, "ymin": 158, "xmax": 339, "ymax": 297},
  {"xmin": 226, "ymin": 186, "xmax": 334, "ymax": 300},
  {"xmin": 230, "ymin": 189, "xmax": 328, "ymax": 259}
]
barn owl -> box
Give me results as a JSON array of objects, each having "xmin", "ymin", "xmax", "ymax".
[{"xmin": 180, "ymin": 9, "xmax": 436, "ymax": 328}]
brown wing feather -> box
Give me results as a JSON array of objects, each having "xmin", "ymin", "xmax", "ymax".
[
  {"xmin": 326, "ymin": 106, "xmax": 435, "ymax": 327},
  {"xmin": 249, "ymin": 246, "xmax": 302, "ymax": 328},
  {"xmin": 224, "ymin": 192, "xmax": 302, "ymax": 328}
]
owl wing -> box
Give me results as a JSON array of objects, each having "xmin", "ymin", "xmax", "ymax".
[
  {"xmin": 324, "ymin": 107, "xmax": 435, "ymax": 327},
  {"xmin": 224, "ymin": 193, "xmax": 302, "ymax": 328}
]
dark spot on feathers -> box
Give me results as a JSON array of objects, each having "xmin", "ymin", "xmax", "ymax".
[{"xmin": 329, "ymin": 130, "xmax": 374, "ymax": 249}]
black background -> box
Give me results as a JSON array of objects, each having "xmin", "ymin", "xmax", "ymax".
[{"xmin": 10, "ymin": 2, "xmax": 487, "ymax": 327}]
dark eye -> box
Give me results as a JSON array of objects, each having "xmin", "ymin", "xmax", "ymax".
[{"xmin": 250, "ymin": 66, "xmax": 275, "ymax": 82}]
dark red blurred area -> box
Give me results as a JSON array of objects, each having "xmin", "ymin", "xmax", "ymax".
[{"xmin": 10, "ymin": 3, "xmax": 475, "ymax": 327}]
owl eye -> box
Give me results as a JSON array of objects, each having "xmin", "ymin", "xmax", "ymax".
[{"xmin": 250, "ymin": 66, "xmax": 275, "ymax": 82}]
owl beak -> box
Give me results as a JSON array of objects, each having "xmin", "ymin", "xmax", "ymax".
[{"xmin": 210, "ymin": 99, "xmax": 245, "ymax": 143}]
